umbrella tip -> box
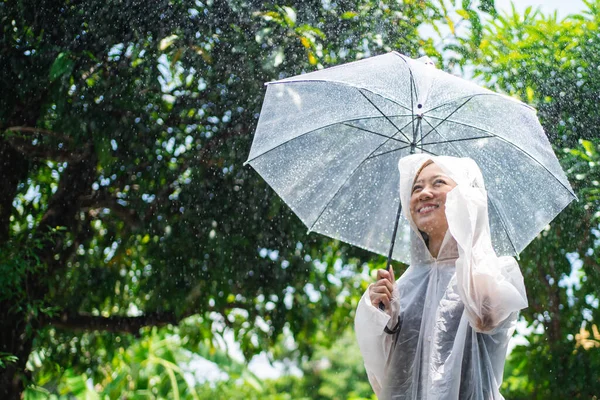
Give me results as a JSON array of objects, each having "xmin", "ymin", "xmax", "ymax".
[{"xmin": 417, "ymin": 56, "xmax": 436, "ymax": 68}]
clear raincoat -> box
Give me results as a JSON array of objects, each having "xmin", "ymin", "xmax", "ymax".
[{"xmin": 354, "ymin": 154, "xmax": 528, "ymax": 399}]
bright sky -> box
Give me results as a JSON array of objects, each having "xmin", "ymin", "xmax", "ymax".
[
  {"xmin": 494, "ymin": 0, "xmax": 587, "ymax": 18},
  {"xmin": 421, "ymin": 1, "xmax": 589, "ymax": 53}
]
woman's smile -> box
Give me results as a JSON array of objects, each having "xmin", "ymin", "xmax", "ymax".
[{"xmin": 417, "ymin": 203, "xmax": 439, "ymax": 214}]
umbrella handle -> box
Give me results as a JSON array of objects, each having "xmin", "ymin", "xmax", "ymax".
[{"xmin": 378, "ymin": 197, "xmax": 403, "ymax": 315}]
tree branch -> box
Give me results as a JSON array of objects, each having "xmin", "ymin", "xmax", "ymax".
[
  {"xmin": 43, "ymin": 312, "xmax": 181, "ymax": 334},
  {"xmin": 42, "ymin": 302, "xmax": 250, "ymax": 335},
  {"xmin": 0, "ymin": 140, "xmax": 29, "ymax": 245},
  {"xmin": 4, "ymin": 126, "xmax": 74, "ymax": 144},
  {"xmin": 3, "ymin": 126, "xmax": 88, "ymax": 162}
]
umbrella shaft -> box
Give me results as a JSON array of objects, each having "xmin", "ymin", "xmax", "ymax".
[
  {"xmin": 387, "ymin": 143, "xmax": 416, "ymax": 270},
  {"xmin": 411, "ymin": 116, "xmax": 422, "ymax": 153},
  {"xmin": 386, "ymin": 192, "xmax": 403, "ymax": 271},
  {"xmin": 380, "ymin": 145, "xmax": 417, "ymax": 313}
]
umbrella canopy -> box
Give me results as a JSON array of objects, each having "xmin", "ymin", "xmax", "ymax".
[{"xmin": 245, "ymin": 51, "xmax": 576, "ymax": 264}]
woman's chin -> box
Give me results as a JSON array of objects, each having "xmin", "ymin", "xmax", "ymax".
[{"xmin": 416, "ymin": 221, "xmax": 447, "ymax": 237}]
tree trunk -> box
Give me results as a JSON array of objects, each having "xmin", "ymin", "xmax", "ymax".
[
  {"xmin": 0, "ymin": 141, "xmax": 29, "ymax": 244},
  {"xmin": 0, "ymin": 149, "xmax": 97, "ymax": 397},
  {"xmin": 0, "ymin": 307, "xmax": 34, "ymax": 399}
]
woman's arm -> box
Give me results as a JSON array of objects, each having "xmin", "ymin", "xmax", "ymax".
[
  {"xmin": 354, "ymin": 278, "xmax": 400, "ymax": 397},
  {"xmin": 445, "ymin": 184, "xmax": 528, "ymax": 333}
]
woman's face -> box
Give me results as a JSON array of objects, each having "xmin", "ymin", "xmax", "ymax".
[{"xmin": 409, "ymin": 162, "xmax": 457, "ymax": 237}]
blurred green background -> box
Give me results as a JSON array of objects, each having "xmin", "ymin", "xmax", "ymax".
[{"xmin": 1, "ymin": 0, "xmax": 600, "ymax": 398}]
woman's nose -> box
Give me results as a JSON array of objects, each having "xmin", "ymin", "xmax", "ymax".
[{"xmin": 419, "ymin": 186, "xmax": 433, "ymax": 199}]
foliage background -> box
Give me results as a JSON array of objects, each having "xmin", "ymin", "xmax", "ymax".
[{"xmin": 1, "ymin": 0, "xmax": 599, "ymax": 399}]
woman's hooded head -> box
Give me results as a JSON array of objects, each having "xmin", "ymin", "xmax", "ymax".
[{"xmin": 398, "ymin": 154, "xmax": 487, "ymax": 263}]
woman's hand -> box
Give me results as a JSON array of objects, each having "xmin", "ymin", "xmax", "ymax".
[{"xmin": 369, "ymin": 268, "xmax": 396, "ymax": 309}]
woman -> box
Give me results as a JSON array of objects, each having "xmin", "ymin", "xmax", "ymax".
[{"xmin": 354, "ymin": 154, "xmax": 528, "ymax": 399}]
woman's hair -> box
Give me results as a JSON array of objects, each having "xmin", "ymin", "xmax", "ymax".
[
  {"xmin": 412, "ymin": 159, "xmax": 434, "ymax": 249},
  {"xmin": 412, "ymin": 159, "xmax": 434, "ymax": 189}
]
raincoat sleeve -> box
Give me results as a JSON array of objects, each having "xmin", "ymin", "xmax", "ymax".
[
  {"xmin": 354, "ymin": 282, "xmax": 401, "ymax": 397},
  {"xmin": 445, "ymin": 185, "xmax": 528, "ymax": 333}
]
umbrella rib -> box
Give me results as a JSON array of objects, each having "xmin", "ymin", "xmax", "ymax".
[
  {"xmin": 267, "ymin": 80, "xmax": 415, "ymax": 113},
  {"xmin": 357, "ymin": 113, "xmax": 415, "ymax": 119},
  {"xmin": 406, "ymin": 59, "xmax": 420, "ymax": 104},
  {"xmin": 308, "ymin": 129, "xmax": 411, "ymax": 232},
  {"xmin": 246, "ymin": 116, "xmax": 410, "ymax": 165},
  {"xmin": 383, "ymin": 118, "xmax": 419, "ymax": 147},
  {"xmin": 409, "ymin": 68, "xmax": 417, "ymax": 152},
  {"xmin": 418, "ymin": 96, "xmax": 475, "ymax": 144},
  {"xmin": 366, "ymin": 144, "xmax": 412, "ymax": 159},
  {"xmin": 358, "ymin": 90, "xmax": 412, "ymax": 143},
  {"xmin": 421, "ymin": 116, "xmax": 576, "ymax": 197},
  {"xmin": 342, "ymin": 123, "xmax": 410, "ymax": 145},
  {"xmin": 367, "ymin": 144, "xmax": 439, "ymax": 159},
  {"xmin": 486, "ymin": 193, "xmax": 520, "ymax": 257},
  {"xmin": 421, "ymin": 92, "xmax": 534, "ymax": 115}
]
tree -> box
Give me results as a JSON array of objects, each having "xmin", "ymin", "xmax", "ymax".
[
  {"xmin": 457, "ymin": 2, "xmax": 600, "ymax": 397},
  {"xmin": 1, "ymin": 0, "xmax": 491, "ymax": 396}
]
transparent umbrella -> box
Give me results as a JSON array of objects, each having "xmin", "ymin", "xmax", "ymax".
[{"xmin": 245, "ymin": 51, "xmax": 576, "ymax": 266}]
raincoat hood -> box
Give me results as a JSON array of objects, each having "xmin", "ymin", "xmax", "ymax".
[{"xmin": 398, "ymin": 154, "xmax": 486, "ymax": 265}]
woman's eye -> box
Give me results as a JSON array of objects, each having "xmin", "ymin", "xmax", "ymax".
[{"xmin": 412, "ymin": 186, "xmax": 422, "ymax": 193}]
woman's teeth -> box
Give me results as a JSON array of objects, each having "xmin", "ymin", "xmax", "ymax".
[{"xmin": 419, "ymin": 205, "xmax": 438, "ymax": 213}]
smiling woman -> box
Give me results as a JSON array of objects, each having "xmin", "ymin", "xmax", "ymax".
[
  {"xmin": 354, "ymin": 154, "xmax": 529, "ymax": 399},
  {"xmin": 409, "ymin": 161, "xmax": 457, "ymax": 259}
]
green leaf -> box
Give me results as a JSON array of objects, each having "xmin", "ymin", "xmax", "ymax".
[
  {"xmin": 159, "ymin": 34, "xmax": 178, "ymax": 51},
  {"xmin": 49, "ymin": 52, "xmax": 74, "ymax": 82},
  {"xmin": 525, "ymin": 86, "xmax": 535, "ymax": 103},
  {"xmin": 258, "ymin": 11, "xmax": 281, "ymax": 22},
  {"xmin": 568, "ymin": 148, "xmax": 590, "ymax": 162},
  {"xmin": 478, "ymin": 0, "xmax": 497, "ymax": 16},
  {"xmin": 23, "ymin": 386, "xmax": 51, "ymax": 400},
  {"xmin": 456, "ymin": 9, "xmax": 470, "ymax": 19},
  {"xmin": 94, "ymin": 135, "xmax": 115, "ymax": 167},
  {"xmin": 446, "ymin": 16, "xmax": 456, "ymax": 34},
  {"xmin": 296, "ymin": 24, "xmax": 326, "ymax": 39},
  {"xmin": 341, "ymin": 11, "xmax": 358, "ymax": 19},
  {"xmin": 280, "ymin": 6, "xmax": 297, "ymax": 26},
  {"xmin": 60, "ymin": 371, "xmax": 88, "ymax": 396},
  {"xmin": 468, "ymin": 10, "xmax": 483, "ymax": 47},
  {"xmin": 582, "ymin": 140, "xmax": 596, "ymax": 156}
]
